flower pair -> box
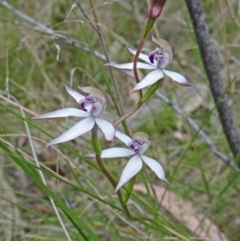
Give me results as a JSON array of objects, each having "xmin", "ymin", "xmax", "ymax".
[{"xmin": 33, "ymin": 85, "xmax": 166, "ymax": 192}]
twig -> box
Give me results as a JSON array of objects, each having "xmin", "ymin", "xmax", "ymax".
[{"xmin": 185, "ymin": 0, "xmax": 240, "ymax": 167}]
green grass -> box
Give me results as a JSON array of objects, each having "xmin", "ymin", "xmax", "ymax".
[{"xmin": 0, "ymin": 0, "xmax": 240, "ymax": 240}]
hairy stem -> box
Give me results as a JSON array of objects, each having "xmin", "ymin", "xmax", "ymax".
[{"xmin": 185, "ymin": 0, "xmax": 240, "ymax": 166}]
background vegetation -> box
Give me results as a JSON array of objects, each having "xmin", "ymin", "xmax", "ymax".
[{"xmin": 0, "ymin": 0, "xmax": 240, "ymax": 240}]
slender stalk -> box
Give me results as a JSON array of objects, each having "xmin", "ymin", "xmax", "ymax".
[
  {"xmin": 114, "ymin": 17, "xmax": 156, "ymax": 127},
  {"xmin": 114, "ymin": 81, "xmax": 161, "ymax": 127},
  {"xmin": 95, "ymin": 153, "xmax": 132, "ymax": 219},
  {"xmin": 91, "ymin": 126, "xmax": 132, "ymax": 219},
  {"xmin": 133, "ymin": 18, "xmax": 155, "ymax": 98},
  {"xmin": 185, "ymin": 0, "xmax": 240, "ymax": 166},
  {"xmin": 114, "ymin": 102, "xmax": 142, "ymax": 127}
]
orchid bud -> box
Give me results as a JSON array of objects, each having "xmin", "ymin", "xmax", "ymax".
[{"xmin": 148, "ymin": 0, "xmax": 167, "ymax": 19}]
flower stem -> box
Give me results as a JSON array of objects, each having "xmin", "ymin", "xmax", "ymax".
[
  {"xmin": 91, "ymin": 125, "xmax": 132, "ymax": 219},
  {"xmin": 117, "ymin": 17, "xmax": 156, "ymax": 127},
  {"xmin": 133, "ymin": 18, "xmax": 155, "ymax": 99},
  {"xmin": 114, "ymin": 102, "xmax": 142, "ymax": 127},
  {"xmin": 114, "ymin": 81, "xmax": 162, "ymax": 127},
  {"xmin": 95, "ymin": 153, "xmax": 132, "ymax": 219}
]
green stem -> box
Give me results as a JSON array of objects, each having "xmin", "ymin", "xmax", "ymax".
[
  {"xmin": 115, "ymin": 17, "xmax": 157, "ymax": 129},
  {"xmin": 91, "ymin": 125, "xmax": 132, "ymax": 219}
]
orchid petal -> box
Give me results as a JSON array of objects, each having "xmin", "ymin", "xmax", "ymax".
[
  {"xmin": 64, "ymin": 84, "xmax": 85, "ymax": 103},
  {"xmin": 163, "ymin": 70, "xmax": 191, "ymax": 86},
  {"xmin": 115, "ymin": 155, "xmax": 143, "ymax": 192},
  {"xmin": 138, "ymin": 142, "xmax": 149, "ymax": 155},
  {"xmin": 126, "ymin": 46, "xmax": 152, "ymax": 64},
  {"xmin": 33, "ymin": 108, "xmax": 90, "ymax": 119},
  {"xmin": 47, "ymin": 117, "xmax": 95, "ymax": 147},
  {"xmin": 141, "ymin": 155, "xmax": 167, "ymax": 182},
  {"xmin": 95, "ymin": 118, "xmax": 115, "ymax": 141},
  {"xmin": 86, "ymin": 147, "xmax": 135, "ymax": 158},
  {"xmin": 131, "ymin": 69, "xmax": 164, "ymax": 93},
  {"xmin": 100, "ymin": 147, "xmax": 135, "ymax": 158},
  {"xmin": 105, "ymin": 62, "xmax": 155, "ymax": 70},
  {"xmin": 115, "ymin": 130, "xmax": 132, "ymax": 147}
]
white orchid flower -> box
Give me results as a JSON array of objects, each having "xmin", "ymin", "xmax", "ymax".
[
  {"xmin": 33, "ymin": 85, "xmax": 115, "ymax": 147},
  {"xmin": 105, "ymin": 36, "xmax": 191, "ymax": 93},
  {"xmin": 87, "ymin": 131, "xmax": 167, "ymax": 192}
]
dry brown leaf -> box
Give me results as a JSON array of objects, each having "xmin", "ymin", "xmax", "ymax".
[{"xmin": 134, "ymin": 184, "xmax": 229, "ymax": 241}]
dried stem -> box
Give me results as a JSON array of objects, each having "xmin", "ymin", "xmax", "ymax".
[{"xmin": 185, "ymin": 0, "xmax": 240, "ymax": 166}]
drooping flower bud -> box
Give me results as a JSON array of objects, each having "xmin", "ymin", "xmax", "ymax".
[{"xmin": 148, "ymin": 0, "xmax": 167, "ymax": 19}]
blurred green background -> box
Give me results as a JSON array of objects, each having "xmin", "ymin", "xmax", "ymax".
[{"xmin": 0, "ymin": 0, "xmax": 240, "ymax": 240}]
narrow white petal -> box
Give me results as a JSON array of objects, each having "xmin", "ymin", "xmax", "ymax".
[
  {"xmin": 126, "ymin": 46, "xmax": 152, "ymax": 64},
  {"xmin": 64, "ymin": 84, "xmax": 85, "ymax": 103},
  {"xmin": 131, "ymin": 69, "xmax": 164, "ymax": 93},
  {"xmin": 47, "ymin": 117, "xmax": 95, "ymax": 147},
  {"xmin": 163, "ymin": 70, "xmax": 191, "ymax": 86},
  {"xmin": 115, "ymin": 130, "xmax": 132, "ymax": 147},
  {"xmin": 115, "ymin": 155, "xmax": 143, "ymax": 192},
  {"xmin": 33, "ymin": 108, "xmax": 90, "ymax": 119},
  {"xmin": 94, "ymin": 147, "xmax": 135, "ymax": 158},
  {"xmin": 95, "ymin": 118, "xmax": 115, "ymax": 141},
  {"xmin": 105, "ymin": 62, "xmax": 155, "ymax": 70},
  {"xmin": 141, "ymin": 155, "xmax": 167, "ymax": 181}
]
